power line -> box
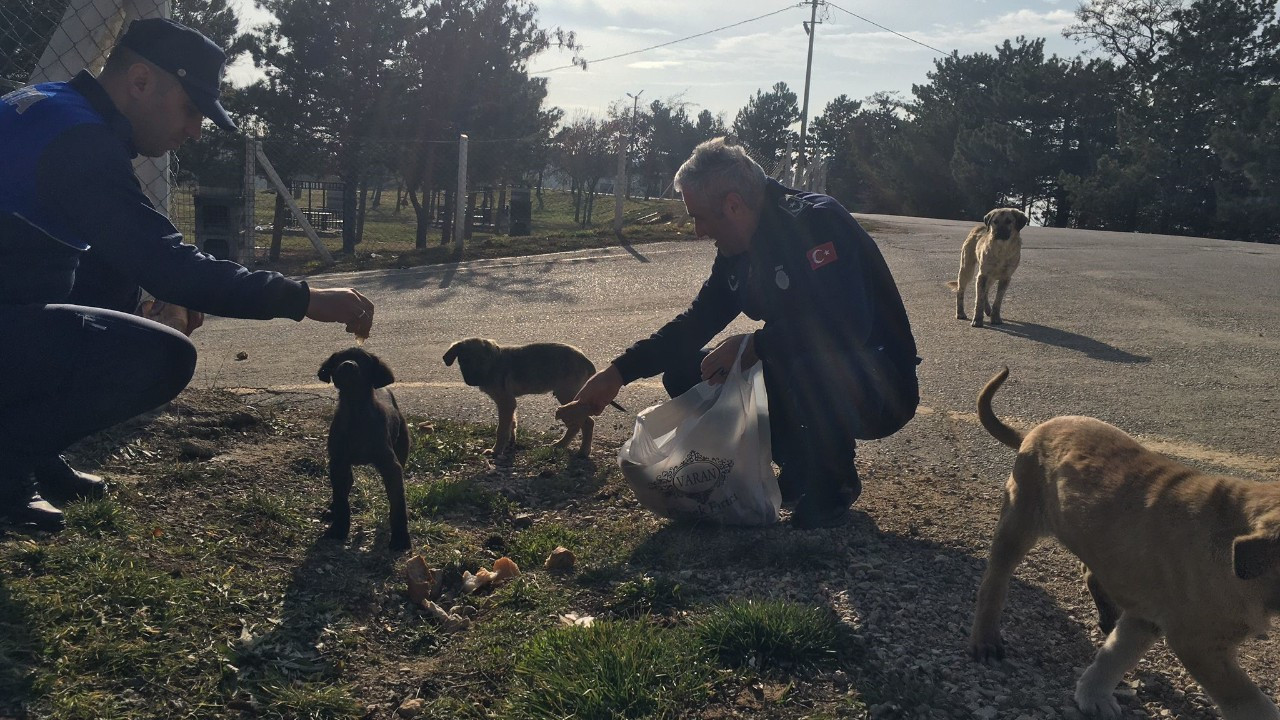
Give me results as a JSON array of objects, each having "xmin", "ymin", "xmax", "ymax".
[
  {"xmin": 823, "ymin": 1, "xmax": 950, "ymax": 56},
  {"xmin": 532, "ymin": 3, "xmax": 804, "ymax": 74}
]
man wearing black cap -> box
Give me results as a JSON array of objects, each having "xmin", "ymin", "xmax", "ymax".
[{"xmin": 0, "ymin": 18, "xmax": 375, "ymax": 533}]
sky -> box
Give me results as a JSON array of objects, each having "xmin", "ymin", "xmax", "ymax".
[{"xmin": 227, "ymin": 0, "xmax": 1090, "ymax": 125}]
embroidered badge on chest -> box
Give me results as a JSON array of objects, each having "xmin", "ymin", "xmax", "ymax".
[
  {"xmin": 808, "ymin": 242, "xmax": 838, "ymax": 270},
  {"xmin": 774, "ymin": 265, "xmax": 790, "ymax": 290}
]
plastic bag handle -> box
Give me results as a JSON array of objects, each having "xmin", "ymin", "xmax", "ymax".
[{"xmin": 730, "ymin": 333, "xmax": 752, "ymax": 376}]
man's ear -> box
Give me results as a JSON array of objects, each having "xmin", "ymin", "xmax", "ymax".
[{"xmin": 125, "ymin": 62, "xmax": 156, "ymax": 98}]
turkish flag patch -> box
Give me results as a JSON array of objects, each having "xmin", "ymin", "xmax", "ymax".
[{"xmin": 808, "ymin": 242, "xmax": 838, "ymax": 270}]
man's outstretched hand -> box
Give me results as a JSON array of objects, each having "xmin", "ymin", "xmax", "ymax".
[
  {"xmin": 557, "ymin": 364, "xmax": 624, "ymax": 422},
  {"xmin": 306, "ymin": 287, "xmax": 375, "ymax": 338}
]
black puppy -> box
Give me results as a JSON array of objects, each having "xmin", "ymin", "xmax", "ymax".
[{"xmin": 317, "ymin": 348, "xmax": 411, "ymax": 551}]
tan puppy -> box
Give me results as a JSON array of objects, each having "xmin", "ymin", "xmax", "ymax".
[
  {"xmin": 947, "ymin": 208, "xmax": 1028, "ymax": 327},
  {"xmin": 443, "ymin": 338, "xmax": 600, "ymax": 457},
  {"xmin": 970, "ymin": 367, "xmax": 1280, "ymax": 720}
]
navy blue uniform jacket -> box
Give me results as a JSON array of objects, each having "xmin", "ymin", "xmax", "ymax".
[
  {"xmin": 0, "ymin": 71, "xmax": 309, "ymax": 319},
  {"xmin": 613, "ymin": 179, "xmax": 919, "ymax": 439}
]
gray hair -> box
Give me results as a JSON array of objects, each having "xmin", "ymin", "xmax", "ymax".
[{"xmin": 673, "ymin": 137, "xmax": 767, "ymax": 212}]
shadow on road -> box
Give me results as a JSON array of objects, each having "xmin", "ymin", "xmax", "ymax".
[
  {"xmin": 619, "ymin": 241, "xmax": 650, "ymax": 263},
  {"xmin": 993, "ymin": 321, "xmax": 1150, "ymax": 363}
]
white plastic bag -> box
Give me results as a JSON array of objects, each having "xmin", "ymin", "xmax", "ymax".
[{"xmin": 618, "ymin": 338, "xmax": 778, "ymax": 525}]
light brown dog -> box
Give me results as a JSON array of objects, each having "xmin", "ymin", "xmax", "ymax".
[
  {"xmin": 443, "ymin": 338, "xmax": 600, "ymax": 457},
  {"xmin": 947, "ymin": 208, "xmax": 1028, "ymax": 327},
  {"xmin": 969, "ymin": 367, "xmax": 1280, "ymax": 720}
]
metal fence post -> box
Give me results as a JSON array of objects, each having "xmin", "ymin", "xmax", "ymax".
[
  {"xmin": 454, "ymin": 133, "xmax": 468, "ymax": 253},
  {"xmin": 243, "ymin": 133, "xmax": 257, "ymax": 260}
]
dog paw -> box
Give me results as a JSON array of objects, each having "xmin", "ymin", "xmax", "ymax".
[
  {"xmin": 956, "ymin": 312, "xmax": 968, "ymax": 320},
  {"xmin": 990, "ymin": 316, "xmax": 1003, "ymax": 325},
  {"xmin": 389, "ymin": 534, "xmax": 411, "ymax": 552},
  {"xmin": 971, "ymin": 319, "xmax": 984, "ymax": 328},
  {"xmin": 969, "ymin": 637, "xmax": 1005, "ymax": 664},
  {"xmin": 1073, "ymin": 687, "xmax": 1122, "ymax": 719},
  {"xmin": 322, "ymin": 525, "xmax": 350, "ymax": 542}
]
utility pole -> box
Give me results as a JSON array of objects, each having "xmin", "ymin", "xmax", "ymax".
[
  {"xmin": 797, "ymin": 0, "xmax": 821, "ymax": 170},
  {"xmin": 614, "ymin": 90, "xmax": 643, "ymax": 236}
]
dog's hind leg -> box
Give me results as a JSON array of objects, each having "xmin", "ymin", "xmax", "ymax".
[
  {"xmin": 1074, "ymin": 615, "xmax": 1160, "ymax": 719},
  {"xmin": 375, "ymin": 456, "xmax": 411, "ymax": 552},
  {"xmin": 954, "ymin": 257, "xmax": 976, "ymax": 320},
  {"xmin": 577, "ymin": 415, "xmax": 594, "ymax": 457},
  {"xmin": 970, "ymin": 466, "xmax": 1043, "ymax": 662},
  {"xmin": 324, "ymin": 461, "xmax": 355, "ymax": 542},
  {"xmin": 990, "ymin": 278, "xmax": 1011, "ymax": 325},
  {"xmin": 1166, "ymin": 634, "xmax": 1280, "ymax": 720},
  {"xmin": 1083, "ymin": 565, "xmax": 1120, "ymax": 635}
]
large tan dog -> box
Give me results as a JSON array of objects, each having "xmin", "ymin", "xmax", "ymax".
[
  {"xmin": 947, "ymin": 208, "xmax": 1028, "ymax": 327},
  {"xmin": 443, "ymin": 338, "xmax": 600, "ymax": 457},
  {"xmin": 969, "ymin": 367, "xmax": 1280, "ymax": 720}
]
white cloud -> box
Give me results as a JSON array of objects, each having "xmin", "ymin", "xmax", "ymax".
[
  {"xmin": 628, "ymin": 60, "xmax": 684, "ymax": 69},
  {"xmin": 604, "ymin": 26, "xmax": 675, "ymax": 36}
]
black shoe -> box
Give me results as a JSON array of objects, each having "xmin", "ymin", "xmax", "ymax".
[
  {"xmin": 1, "ymin": 470, "xmax": 66, "ymax": 532},
  {"xmin": 34, "ymin": 456, "xmax": 106, "ymax": 502},
  {"xmin": 776, "ymin": 470, "xmax": 804, "ymax": 506},
  {"xmin": 790, "ymin": 490, "xmax": 852, "ymax": 529}
]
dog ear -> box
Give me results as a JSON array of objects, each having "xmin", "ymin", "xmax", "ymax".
[
  {"xmin": 1014, "ymin": 209, "xmax": 1029, "ymax": 230},
  {"xmin": 318, "ymin": 354, "xmax": 338, "ymax": 384},
  {"xmin": 1233, "ymin": 533, "xmax": 1280, "ymax": 580},
  {"xmin": 443, "ymin": 342, "xmax": 461, "ymax": 366},
  {"xmin": 984, "ymin": 209, "xmax": 998, "ymax": 227},
  {"xmin": 369, "ymin": 354, "xmax": 396, "ymax": 388}
]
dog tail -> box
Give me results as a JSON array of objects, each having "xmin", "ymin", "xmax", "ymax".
[
  {"xmin": 978, "ymin": 366, "xmax": 1023, "ymax": 450},
  {"xmin": 945, "ymin": 280, "xmax": 959, "ymax": 291}
]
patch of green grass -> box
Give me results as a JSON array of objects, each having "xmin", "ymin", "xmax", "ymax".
[
  {"xmin": 255, "ymin": 676, "xmax": 362, "ymax": 719},
  {"xmin": 504, "ymin": 620, "xmax": 713, "ymax": 720},
  {"xmin": 5, "ymin": 544, "xmax": 232, "ymax": 716},
  {"xmin": 64, "ymin": 497, "xmax": 128, "ymax": 535},
  {"xmin": 234, "ymin": 488, "xmax": 306, "ymax": 529},
  {"xmin": 506, "ymin": 523, "xmax": 584, "ymax": 569},
  {"xmin": 696, "ymin": 599, "xmax": 840, "ymax": 674},
  {"xmin": 610, "ymin": 575, "xmax": 685, "ymax": 616},
  {"xmin": 406, "ymin": 419, "xmax": 491, "ymax": 475},
  {"xmin": 406, "ymin": 476, "xmax": 510, "ymax": 519}
]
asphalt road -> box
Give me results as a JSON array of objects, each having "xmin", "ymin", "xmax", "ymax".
[{"xmin": 191, "ymin": 215, "xmax": 1280, "ymax": 479}]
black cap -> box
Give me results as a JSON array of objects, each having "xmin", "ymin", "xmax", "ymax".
[{"xmin": 118, "ymin": 17, "xmax": 237, "ymax": 132}]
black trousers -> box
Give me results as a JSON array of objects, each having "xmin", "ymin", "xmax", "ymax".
[
  {"xmin": 0, "ymin": 304, "xmax": 196, "ymax": 474},
  {"xmin": 660, "ymin": 345, "xmax": 860, "ymax": 502}
]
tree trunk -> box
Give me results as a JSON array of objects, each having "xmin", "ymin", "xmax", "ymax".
[
  {"xmin": 356, "ymin": 177, "xmax": 369, "ymax": 243},
  {"xmin": 440, "ymin": 189, "xmax": 453, "ymax": 246},
  {"xmin": 270, "ymin": 192, "xmax": 286, "ymax": 261},
  {"xmin": 415, "ymin": 143, "xmax": 438, "ymax": 249},
  {"xmin": 409, "ymin": 188, "xmax": 429, "ymax": 248},
  {"xmin": 341, "ymin": 174, "xmax": 358, "ymax": 255}
]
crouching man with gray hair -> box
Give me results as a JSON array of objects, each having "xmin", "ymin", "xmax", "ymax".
[{"xmin": 561, "ymin": 137, "xmax": 920, "ymax": 528}]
